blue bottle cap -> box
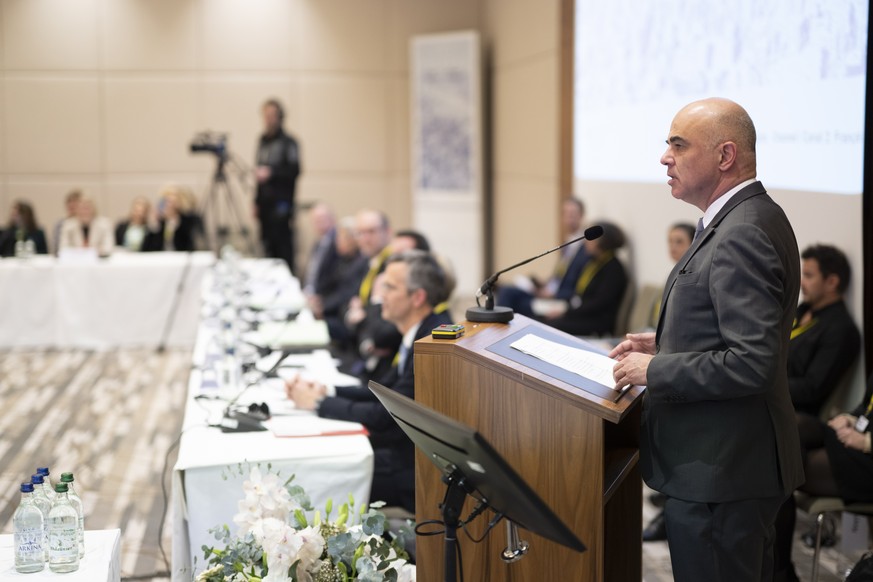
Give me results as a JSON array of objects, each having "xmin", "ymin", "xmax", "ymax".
[
  {"xmin": 30, "ymin": 474, "xmax": 44, "ymax": 484},
  {"xmin": 36, "ymin": 467, "xmax": 50, "ymax": 476},
  {"xmin": 20, "ymin": 482, "xmax": 34, "ymax": 493}
]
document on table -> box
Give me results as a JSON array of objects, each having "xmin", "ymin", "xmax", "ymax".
[
  {"xmin": 510, "ymin": 333, "xmax": 618, "ymax": 389},
  {"xmin": 266, "ymin": 416, "xmax": 368, "ymax": 438}
]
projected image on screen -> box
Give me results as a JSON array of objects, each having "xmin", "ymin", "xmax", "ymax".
[{"xmin": 574, "ymin": 0, "xmax": 868, "ymax": 195}]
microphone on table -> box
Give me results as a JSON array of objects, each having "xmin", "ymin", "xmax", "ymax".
[
  {"xmin": 466, "ymin": 225, "xmax": 604, "ymax": 324},
  {"xmin": 215, "ymin": 349, "xmax": 290, "ymax": 433}
]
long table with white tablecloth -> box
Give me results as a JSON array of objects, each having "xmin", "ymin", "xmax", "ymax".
[
  {"xmin": 170, "ymin": 259, "xmax": 374, "ymax": 582},
  {"xmin": 0, "ymin": 252, "xmax": 214, "ymax": 349}
]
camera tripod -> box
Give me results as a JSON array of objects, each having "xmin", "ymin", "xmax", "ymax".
[{"xmin": 199, "ymin": 153, "xmax": 257, "ymax": 255}]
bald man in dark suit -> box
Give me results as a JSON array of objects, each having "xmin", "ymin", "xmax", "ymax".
[{"xmin": 611, "ymin": 98, "xmax": 803, "ymax": 581}]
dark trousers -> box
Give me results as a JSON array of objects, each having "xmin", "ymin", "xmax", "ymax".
[
  {"xmin": 259, "ymin": 207, "xmax": 295, "ymax": 275},
  {"xmin": 665, "ymin": 494, "xmax": 786, "ymax": 582}
]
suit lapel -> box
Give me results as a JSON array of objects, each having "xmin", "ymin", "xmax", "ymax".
[{"xmin": 654, "ymin": 181, "xmax": 767, "ymax": 341}]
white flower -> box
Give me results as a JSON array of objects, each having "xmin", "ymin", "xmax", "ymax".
[
  {"xmin": 233, "ymin": 467, "xmax": 298, "ymax": 535},
  {"xmin": 255, "ymin": 520, "xmax": 325, "ymax": 582},
  {"xmin": 394, "ymin": 560, "xmax": 417, "ymax": 582}
]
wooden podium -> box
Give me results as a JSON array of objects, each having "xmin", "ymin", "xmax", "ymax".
[{"xmin": 413, "ymin": 315, "xmax": 644, "ymax": 581}]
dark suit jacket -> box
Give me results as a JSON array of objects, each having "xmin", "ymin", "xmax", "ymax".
[
  {"xmin": 788, "ymin": 301, "xmax": 861, "ymax": 416},
  {"xmin": 643, "ymin": 181, "xmax": 804, "ymax": 503},
  {"xmin": 318, "ymin": 309, "xmax": 453, "ymax": 448}
]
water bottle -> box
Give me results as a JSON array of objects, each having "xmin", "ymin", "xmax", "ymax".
[
  {"xmin": 30, "ymin": 474, "xmax": 52, "ymax": 560},
  {"xmin": 36, "ymin": 467, "xmax": 55, "ymax": 500},
  {"xmin": 60, "ymin": 472, "xmax": 85, "ymax": 557},
  {"xmin": 13, "ymin": 482, "xmax": 45, "ymax": 573},
  {"xmin": 14, "ymin": 239, "xmax": 25, "ymax": 258},
  {"xmin": 48, "ymin": 483, "xmax": 79, "ymax": 573},
  {"xmin": 24, "ymin": 239, "xmax": 35, "ymax": 258}
]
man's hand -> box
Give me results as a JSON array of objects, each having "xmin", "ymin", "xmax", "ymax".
[
  {"xmin": 255, "ymin": 165, "xmax": 272, "ymax": 184},
  {"xmin": 613, "ymin": 352, "xmax": 653, "ymax": 390},
  {"xmin": 285, "ymin": 377, "xmax": 326, "ymax": 411},
  {"xmin": 833, "ymin": 424, "xmax": 867, "ymax": 452},
  {"xmin": 827, "ymin": 414, "xmax": 856, "ymax": 432},
  {"xmin": 609, "ymin": 332, "xmax": 656, "ymax": 361}
]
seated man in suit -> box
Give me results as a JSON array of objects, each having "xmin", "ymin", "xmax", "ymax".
[
  {"xmin": 788, "ymin": 244, "xmax": 861, "ymax": 417},
  {"xmin": 497, "ymin": 197, "xmax": 591, "ymax": 317},
  {"xmin": 286, "ymin": 250, "xmax": 453, "ymax": 512}
]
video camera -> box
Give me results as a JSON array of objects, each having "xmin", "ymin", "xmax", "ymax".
[{"xmin": 190, "ymin": 131, "xmax": 228, "ymax": 159}]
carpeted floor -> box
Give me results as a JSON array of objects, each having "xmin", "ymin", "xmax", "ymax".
[
  {"xmin": 0, "ymin": 348, "xmax": 190, "ymax": 581},
  {"xmin": 0, "ymin": 348, "xmax": 867, "ymax": 581}
]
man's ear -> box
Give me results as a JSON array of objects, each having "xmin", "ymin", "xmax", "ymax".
[
  {"xmin": 411, "ymin": 287, "xmax": 428, "ymax": 309},
  {"xmin": 718, "ymin": 141, "xmax": 738, "ymax": 170},
  {"xmin": 824, "ymin": 273, "xmax": 841, "ymax": 294}
]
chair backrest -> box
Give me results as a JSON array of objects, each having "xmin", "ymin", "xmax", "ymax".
[
  {"xmin": 612, "ymin": 269, "xmax": 636, "ymax": 337},
  {"xmin": 626, "ymin": 283, "xmax": 663, "ymax": 333},
  {"xmin": 819, "ymin": 358, "xmax": 863, "ymax": 421}
]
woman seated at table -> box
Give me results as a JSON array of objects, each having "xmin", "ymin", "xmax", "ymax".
[
  {"xmin": 0, "ymin": 200, "xmax": 49, "ymax": 257},
  {"xmin": 539, "ymin": 220, "xmax": 628, "ymax": 337},
  {"xmin": 151, "ymin": 185, "xmax": 197, "ymax": 252},
  {"xmin": 115, "ymin": 196, "xmax": 157, "ymax": 252},
  {"xmin": 58, "ymin": 196, "xmax": 114, "ymax": 257}
]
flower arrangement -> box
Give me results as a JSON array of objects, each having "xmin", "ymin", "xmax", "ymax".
[{"xmin": 196, "ymin": 465, "xmax": 415, "ymax": 582}]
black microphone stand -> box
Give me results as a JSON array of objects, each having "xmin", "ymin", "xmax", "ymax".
[{"xmin": 466, "ymin": 226, "xmax": 603, "ymax": 323}]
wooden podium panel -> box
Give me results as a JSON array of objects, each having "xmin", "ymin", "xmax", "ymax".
[{"xmin": 413, "ymin": 315, "xmax": 643, "ymax": 581}]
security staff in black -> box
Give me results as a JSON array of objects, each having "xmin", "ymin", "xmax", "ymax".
[{"xmin": 255, "ymin": 99, "xmax": 301, "ymax": 273}]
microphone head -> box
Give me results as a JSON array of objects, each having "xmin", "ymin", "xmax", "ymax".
[{"xmin": 584, "ymin": 225, "xmax": 604, "ymax": 240}]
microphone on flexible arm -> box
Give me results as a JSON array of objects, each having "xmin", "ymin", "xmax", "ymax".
[{"xmin": 466, "ymin": 225, "xmax": 604, "ymax": 324}]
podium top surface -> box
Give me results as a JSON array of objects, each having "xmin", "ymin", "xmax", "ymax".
[{"xmin": 415, "ymin": 314, "xmax": 644, "ymax": 424}]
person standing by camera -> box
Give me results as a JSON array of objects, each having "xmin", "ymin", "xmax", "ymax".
[{"xmin": 255, "ymin": 98, "xmax": 301, "ymax": 273}]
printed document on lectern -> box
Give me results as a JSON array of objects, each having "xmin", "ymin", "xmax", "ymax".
[{"xmin": 510, "ymin": 333, "xmax": 617, "ymax": 389}]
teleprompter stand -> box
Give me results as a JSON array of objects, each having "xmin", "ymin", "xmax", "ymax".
[{"xmin": 368, "ymin": 380, "xmax": 586, "ymax": 582}]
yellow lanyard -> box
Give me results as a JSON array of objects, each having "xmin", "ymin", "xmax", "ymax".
[
  {"xmin": 789, "ymin": 317, "xmax": 817, "ymax": 341},
  {"xmin": 575, "ymin": 251, "xmax": 613, "ymax": 295},
  {"xmin": 865, "ymin": 393, "xmax": 873, "ymax": 416},
  {"xmin": 358, "ymin": 247, "xmax": 391, "ymax": 303}
]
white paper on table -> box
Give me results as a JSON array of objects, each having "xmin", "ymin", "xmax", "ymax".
[
  {"xmin": 266, "ymin": 416, "xmax": 368, "ymax": 438},
  {"xmin": 510, "ymin": 333, "xmax": 618, "ymax": 389}
]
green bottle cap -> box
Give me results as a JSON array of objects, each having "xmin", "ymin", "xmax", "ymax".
[
  {"xmin": 54, "ymin": 482, "xmax": 68, "ymax": 494},
  {"xmin": 61, "ymin": 472, "xmax": 74, "ymax": 483}
]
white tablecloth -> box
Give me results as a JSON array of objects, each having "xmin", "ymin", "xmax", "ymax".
[
  {"xmin": 170, "ymin": 263, "xmax": 374, "ymax": 582},
  {"xmin": 0, "ymin": 529, "xmax": 121, "ymax": 581},
  {"xmin": 0, "ymin": 252, "xmax": 214, "ymax": 349}
]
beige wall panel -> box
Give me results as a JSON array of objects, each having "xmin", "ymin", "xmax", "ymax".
[
  {"xmin": 0, "ymin": 75, "xmax": 5, "ymax": 175},
  {"xmin": 4, "ymin": 77, "xmax": 102, "ymax": 173},
  {"xmin": 296, "ymin": 174, "xmax": 391, "ymax": 225},
  {"xmin": 386, "ymin": 76, "xmax": 409, "ymax": 173},
  {"xmin": 482, "ymin": 0, "xmax": 558, "ymax": 67},
  {"xmin": 103, "ymin": 77, "xmax": 206, "ymax": 173},
  {"xmin": 199, "ymin": 75, "xmax": 296, "ymax": 175},
  {"xmin": 199, "ymin": 0, "xmax": 300, "ymax": 71},
  {"xmin": 102, "ymin": 0, "xmax": 198, "ymax": 70},
  {"xmin": 299, "ymin": 76, "xmax": 388, "ymax": 174},
  {"xmin": 385, "ymin": 0, "xmax": 481, "ymax": 72},
  {"xmin": 5, "ymin": 177, "xmax": 105, "ymax": 246},
  {"xmin": 493, "ymin": 57, "xmax": 559, "ymax": 180},
  {"xmin": 2, "ymin": 0, "xmax": 99, "ymax": 70},
  {"xmin": 299, "ymin": 0, "xmax": 387, "ymax": 73},
  {"xmin": 385, "ymin": 172, "xmax": 413, "ymax": 230},
  {"xmin": 492, "ymin": 177, "xmax": 559, "ymax": 279}
]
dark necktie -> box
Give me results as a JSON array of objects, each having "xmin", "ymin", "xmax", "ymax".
[{"xmin": 693, "ymin": 218, "xmax": 704, "ymax": 242}]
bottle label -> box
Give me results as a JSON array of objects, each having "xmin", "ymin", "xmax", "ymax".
[
  {"xmin": 15, "ymin": 527, "xmax": 43, "ymax": 559},
  {"xmin": 49, "ymin": 527, "xmax": 78, "ymax": 560}
]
